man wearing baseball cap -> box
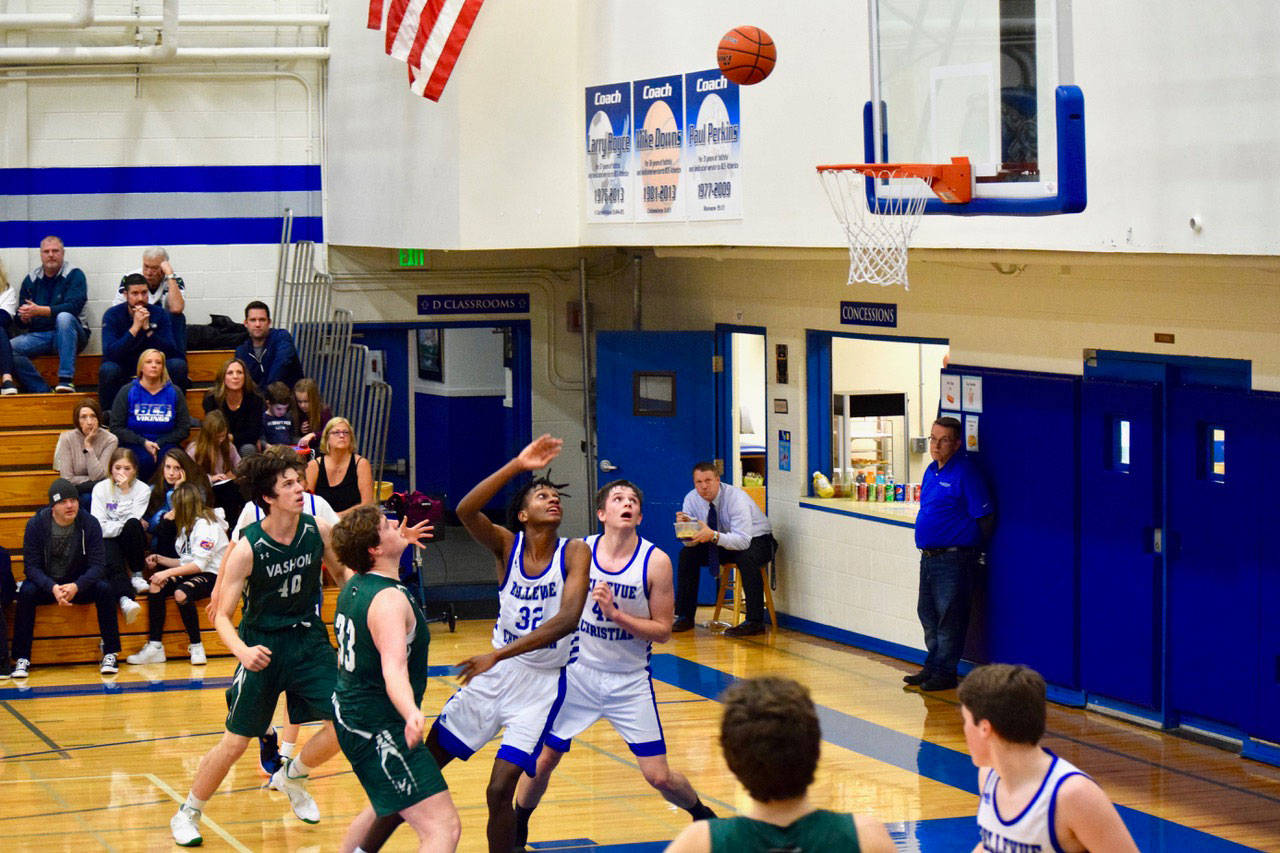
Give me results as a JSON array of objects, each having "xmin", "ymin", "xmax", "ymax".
[{"xmin": 6, "ymin": 478, "xmax": 118, "ymax": 678}]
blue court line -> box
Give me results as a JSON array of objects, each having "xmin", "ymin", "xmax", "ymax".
[{"xmin": 646, "ymin": 654, "xmax": 1262, "ymax": 853}]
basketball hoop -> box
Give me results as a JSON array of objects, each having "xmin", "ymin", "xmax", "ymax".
[{"xmin": 816, "ymin": 158, "xmax": 972, "ymax": 290}]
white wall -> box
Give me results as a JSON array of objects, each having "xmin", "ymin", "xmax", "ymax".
[
  {"xmin": 412, "ymin": 326, "xmax": 505, "ymax": 397},
  {"xmin": 325, "ymin": 0, "xmax": 1280, "ymax": 255}
]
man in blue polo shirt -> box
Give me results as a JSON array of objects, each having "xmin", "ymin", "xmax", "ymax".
[{"xmin": 907, "ymin": 416, "xmax": 994, "ymax": 692}]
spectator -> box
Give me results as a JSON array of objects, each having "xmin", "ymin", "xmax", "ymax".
[
  {"xmin": 127, "ymin": 482, "xmax": 228, "ymax": 667},
  {"xmin": 110, "ymin": 348, "xmax": 192, "ymax": 482},
  {"xmin": 305, "ymin": 417, "xmax": 375, "ymax": 517},
  {"xmin": 234, "ymin": 300, "xmax": 301, "ymax": 389},
  {"xmin": 10, "ymin": 478, "xmax": 127, "ymax": 678},
  {"xmin": 10, "ymin": 235, "xmax": 91, "ymax": 394},
  {"xmin": 293, "ymin": 377, "xmax": 330, "ymax": 449},
  {"xmin": 91, "ymin": 448, "xmax": 152, "ymax": 597},
  {"xmin": 261, "ymin": 381, "xmax": 300, "ymax": 448},
  {"xmin": 54, "ymin": 398, "xmax": 119, "ymax": 506},
  {"xmin": 186, "ymin": 410, "xmax": 244, "ymax": 520},
  {"xmin": 146, "ymin": 448, "xmax": 211, "ymax": 560},
  {"xmin": 0, "ymin": 258, "xmax": 20, "ymax": 395},
  {"xmin": 115, "ymin": 246, "xmax": 187, "ymax": 352},
  {"xmin": 100, "ymin": 273, "xmax": 188, "ymax": 410},
  {"xmin": 202, "ymin": 357, "xmax": 264, "ymax": 457},
  {"xmin": 0, "ymin": 544, "xmax": 12, "ymax": 676}
]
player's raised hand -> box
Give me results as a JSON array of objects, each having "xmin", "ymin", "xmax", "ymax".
[
  {"xmin": 454, "ymin": 650, "xmax": 500, "ymax": 685},
  {"xmin": 398, "ymin": 516, "xmax": 434, "ymax": 547},
  {"xmin": 516, "ymin": 434, "xmax": 563, "ymax": 471}
]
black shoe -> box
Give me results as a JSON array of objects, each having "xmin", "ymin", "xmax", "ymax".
[
  {"xmin": 723, "ymin": 620, "xmax": 766, "ymax": 638},
  {"xmin": 672, "ymin": 617, "xmax": 695, "ymax": 633},
  {"xmin": 903, "ymin": 670, "xmax": 930, "ymax": 685},
  {"xmin": 919, "ymin": 674, "xmax": 959, "ymax": 691},
  {"xmin": 259, "ymin": 730, "xmax": 283, "ymax": 775}
]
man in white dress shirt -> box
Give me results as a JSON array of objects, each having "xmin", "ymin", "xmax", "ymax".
[{"xmin": 673, "ymin": 462, "xmax": 774, "ymax": 637}]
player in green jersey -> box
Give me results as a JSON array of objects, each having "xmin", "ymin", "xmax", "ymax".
[
  {"xmin": 170, "ymin": 453, "xmax": 351, "ymax": 847},
  {"xmin": 665, "ymin": 677, "xmax": 894, "ymax": 853},
  {"xmin": 331, "ymin": 504, "xmax": 457, "ymax": 853}
]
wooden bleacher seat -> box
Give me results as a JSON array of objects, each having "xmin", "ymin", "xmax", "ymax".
[{"xmin": 0, "ymin": 349, "xmax": 236, "ymax": 663}]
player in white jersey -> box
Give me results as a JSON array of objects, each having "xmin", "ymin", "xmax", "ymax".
[
  {"xmin": 359, "ymin": 435, "xmax": 590, "ymax": 853},
  {"xmin": 960, "ymin": 664, "xmax": 1138, "ymax": 853},
  {"xmin": 513, "ymin": 479, "xmax": 716, "ymax": 848}
]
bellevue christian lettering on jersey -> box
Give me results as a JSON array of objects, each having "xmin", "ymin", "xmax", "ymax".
[
  {"xmin": 575, "ymin": 533, "xmax": 656, "ymax": 672},
  {"xmin": 492, "ymin": 532, "xmax": 574, "ymax": 668}
]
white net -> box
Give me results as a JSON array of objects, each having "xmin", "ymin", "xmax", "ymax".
[{"xmin": 818, "ymin": 166, "xmax": 931, "ymax": 290}]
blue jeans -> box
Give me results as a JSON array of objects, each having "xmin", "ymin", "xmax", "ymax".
[
  {"xmin": 917, "ymin": 547, "xmax": 979, "ymax": 678},
  {"xmin": 10, "ymin": 312, "xmax": 89, "ymax": 391}
]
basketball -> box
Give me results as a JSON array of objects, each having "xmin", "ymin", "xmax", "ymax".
[{"xmin": 717, "ymin": 25, "xmax": 776, "ymax": 85}]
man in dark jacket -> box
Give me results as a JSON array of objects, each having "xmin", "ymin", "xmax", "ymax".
[
  {"xmin": 99, "ymin": 274, "xmax": 188, "ymax": 409},
  {"xmin": 235, "ymin": 300, "xmax": 302, "ymax": 389},
  {"xmin": 10, "ymin": 478, "xmax": 122, "ymax": 678},
  {"xmin": 10, "ymin": 236, "xmax": 91, "ymax": 393}
]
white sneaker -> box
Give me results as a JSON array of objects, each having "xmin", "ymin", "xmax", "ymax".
[
  {"xmin": 271, "ymin": 760, "xmax": 320, "ymax": 823},
  {"xmin": 119, "ymin": 596, "xmax": 141, "ymax": 625},
  {"xmin": 99, "ymin": 653, "xmax": 118, "ymax": 674},
  {"xmin": 188, "ymin": 643, "xmax": 207, "ymax": 665},
  {"xmin": 130, "ymin": 574, "xmax": 149, "ymax": 594},
  {"xmin": 170, "ymin": 806, "xmax": 203, "ymax": 846},
  {"xmin": 126, "ymin": 641, "xmax": 166, "ymax": 665},
  {"xmin": 12, "ymin": 658, "xmax": 29, "ymax": 678}
]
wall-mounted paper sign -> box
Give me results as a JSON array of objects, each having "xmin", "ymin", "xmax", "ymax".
[
  {"xmin": 962, "ymin": 375, "xmax": 983, "ymax": 412},
  {"xmin": 941, "ymin": 374, "xmax": 961, "ymax": 411},
  {"xmin": 964, "ymin": 414, "xmax": 980, "ymax": 452}
]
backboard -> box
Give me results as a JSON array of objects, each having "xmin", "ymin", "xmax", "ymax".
[{"xmin": 866, "ymin": 0, "xmax": 1085, "ymax": 214}]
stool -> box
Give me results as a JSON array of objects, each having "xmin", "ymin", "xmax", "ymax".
[{"xmin": 711, "ymin": 562, "xmax": 778, "ymax": 630}]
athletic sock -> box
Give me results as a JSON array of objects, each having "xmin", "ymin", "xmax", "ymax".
[
  {"xmin": 287, "ymin": 756, "xmax": 312, "ymax": 779},
  {"xmin": 686, "ymin": 799, "xmax": 716, "ymax": 821},
  {"xmin": 514, "ymin": 804, "xmax": 534, "ymax": 847},
  {"xmin": 183, "ymin": 792, "xmax": 207, "ymax": 816},
  {"xmin": 280, "ymin": 741, "xmax": 296, "ymax": 760}
]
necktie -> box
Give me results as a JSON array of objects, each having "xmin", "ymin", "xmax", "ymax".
[{"xmin": 706, "ymin": 501, "xmax": 719, "ymax": 571}]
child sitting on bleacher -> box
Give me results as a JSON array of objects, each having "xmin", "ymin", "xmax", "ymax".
[
  {"xmin": 185, "ymin": 410, "xmax": 244, "ymax": 521},
  {"xmin": 126, "ymin": 482, "xmax": 228, "ymax": 666},
  {"xmin": 91, "ymin": 448, "xmax": 152, "ymax": 605},
  {"xmin": 260, "ymin": 381, "xmax": 299, "ymax": 448},
  {"xmin": 146, "ymin": 448, "xmax": 210, "ymax": 559},
  {"xmin": 293, "ymin": 377, "xmax": 330, "ymax": 449}
]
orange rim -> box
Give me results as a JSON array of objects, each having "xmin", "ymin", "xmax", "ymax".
[{"xmin": 816, "ymin": 156, "xmax": 972, "ymax": 204}]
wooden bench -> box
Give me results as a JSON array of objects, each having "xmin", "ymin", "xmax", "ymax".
[
  {"xmin": 3, "ymin": 586, "xmax": 339, "ymax": 665},
  {"xmin": 0, "ymin": 386, "xmax": 208, "ymax": 429},
  {"xmin": 26, "ymin": 349, "xmax": 233, "ymax": 389}
]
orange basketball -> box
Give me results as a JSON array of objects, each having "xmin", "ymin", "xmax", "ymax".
[{"xmin": 717, "ymin": 25, "xmax": 776, "ymax": 85}]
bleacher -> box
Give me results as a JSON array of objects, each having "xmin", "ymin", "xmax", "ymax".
[{"xmin": 0, "ymin": 350, "xmax": 337, "ymax": 665}]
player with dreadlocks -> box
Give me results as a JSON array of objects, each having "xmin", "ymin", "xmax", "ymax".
[{"xmin": 356, "ymin": 434, "xmax": 590, "ymax": 853}]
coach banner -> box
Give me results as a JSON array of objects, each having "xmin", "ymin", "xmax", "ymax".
[
  {"xmin": 417, "ymin": 293, "xmax": 530, "ymax": 315},
  {"xmin": 684, "ymin": 69, "xmax": 742, "ymax": 220},
  {"xmin": 633, "ymin": 74, "xmax": 686, "ymax": 222},
  {"xmin": 585, "ymin": 82, "xmax": 633, "ymax": 222}
]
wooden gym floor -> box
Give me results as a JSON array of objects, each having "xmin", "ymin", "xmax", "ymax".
[{"xmin": 2, "ymin": 614, "xmax": 1279, "ymax": 852}]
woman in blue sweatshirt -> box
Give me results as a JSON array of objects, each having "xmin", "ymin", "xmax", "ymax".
[{"xmin": 110, "ymin": 348, "xmax": 191, "ymax": 481}]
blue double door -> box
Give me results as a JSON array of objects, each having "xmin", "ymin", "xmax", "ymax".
[{"xmin": 1080, "ymin": 365, "xmax": 1279, "ymax": 742}]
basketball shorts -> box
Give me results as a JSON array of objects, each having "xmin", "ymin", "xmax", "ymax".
[
  {"xmin": 545, "ymin": 663, "xmax": 666, "ymax": 756},
  {"xmin": 430, "ymin": 656, "xmax": 567, "ymax": 777},
  {"xmin": 334, "ymin": 701, "xmax": 449, "ymax": 816},
  {"xmin": 225, "ymin": 621, "xmax": 336, "ymax": 737}
]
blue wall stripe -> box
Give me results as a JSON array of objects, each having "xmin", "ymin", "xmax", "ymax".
[
  {"xmin": 0, "ymin": 165, "xmax": 321, "ymax": 196},
  {"xmin": 0, "ymin": 216, "xmax": 323, "ymax": 248}
]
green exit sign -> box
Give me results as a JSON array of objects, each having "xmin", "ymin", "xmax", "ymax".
[{"xmin": 398, "ymin": 248, "xmax": 427, "ymax": 267}]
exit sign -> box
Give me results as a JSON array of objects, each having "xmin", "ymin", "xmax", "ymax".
[{"xmin": 398, "ymin": 248, "xmax": 427, "ymax": 267}]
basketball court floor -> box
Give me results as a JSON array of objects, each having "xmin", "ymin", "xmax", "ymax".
[{"xmin": 2, "ymin": 616, "xmax": 1278, "ymax": 851}]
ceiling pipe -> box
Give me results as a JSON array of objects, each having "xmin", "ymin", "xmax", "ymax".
[
  {"xmin": 0, "ymin": 0, "xmax": 177, "ymax": 64},
  {"xmin": 0, "ymin": 0, "xmax": 94, "ymax": 30}
]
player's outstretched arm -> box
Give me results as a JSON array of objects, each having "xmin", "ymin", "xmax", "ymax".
[
  {"xmin": 454, "ymin": 537, "xmax": 590, "ymax": 683},
  {"xmin": 853, "ymin": 815, "xmax": 896, "ymax": 853},
  {"xmin": 216, "ymin": 539, "xmax": 272, "ymax": 671},
  {"xmin": 456, "ymin": 434, "xmax": 562, "ymax": 563},
  {"xmin": 1055, "ymin": 775, "xmax": 1139, "ymax": 853},
  {"xmin": 597, "ymin": 548, "xmax": 675, "ymax": 643},
  {"xmin": 368, "ymin": 588, "xmax": 427, "ymax": 747},
  {"xmin": 663, "ymin": 819, "xmax": 711, "ymax": 852}
]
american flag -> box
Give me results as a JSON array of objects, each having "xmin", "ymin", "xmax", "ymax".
[{"xmin": 368, "ymin": 0, "xmax": 486, "ymax": 102}]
